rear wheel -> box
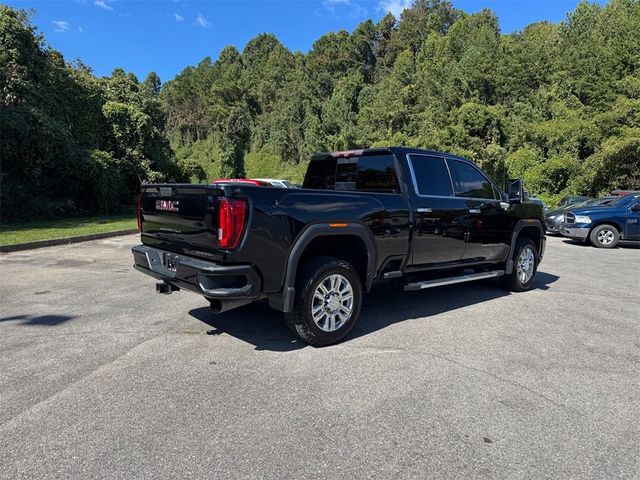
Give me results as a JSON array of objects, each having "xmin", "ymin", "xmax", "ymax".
[
  {"xmin": 501, "ymin": 237, "xmax": 538, "ymax": 292},
  {"xmin": 285, "ymin": 256, "xmax": 362, "ymax": 347},
  {"xmin": 589, "ymin": 224, "xmax": 619, "ymax": 248}
]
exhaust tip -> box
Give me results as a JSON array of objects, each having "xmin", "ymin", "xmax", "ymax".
[
  {"xmin": 209, "ymin": 298, "xmax": 253, "ymax": 314},
  {"xmin": 209, "ymin": 299, "xmax": 223, "ymax": 313}
]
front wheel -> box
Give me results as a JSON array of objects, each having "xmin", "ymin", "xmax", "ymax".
[
  {"xmin": 285, "ymin": 256, "xmax": 362, "ymax": 347},
  {"xmin": 501, "ymin": 237, "xmax": 538, "ymax": 292},
  {"xmin": 589, "ymin": 224, "xmax": 619, "ymax": 248}
]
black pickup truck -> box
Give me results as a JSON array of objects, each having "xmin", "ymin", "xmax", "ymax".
[{"xmin": 132, "ymin": 147, "xmax": 545, "ymax": 346}]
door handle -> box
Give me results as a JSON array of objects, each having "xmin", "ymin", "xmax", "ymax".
[
  {"xmin": 417, "ymin": 207, "xmax": 432, "ymax": 213},
  {"xmin": 466, "ymin": 202, "xmax": 494, "ymax": 213}
]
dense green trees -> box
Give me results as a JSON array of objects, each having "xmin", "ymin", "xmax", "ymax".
[
  {"xmin": 162, "ymin": 0, "xmax": 638, "ymax": 205},
  {"xmin": 1, "ymin": 0, "xmax": 638, "ymax": 219},
  {"xmin": 0, "ymin": 6, "xmax": 185, "ymax": 219}
]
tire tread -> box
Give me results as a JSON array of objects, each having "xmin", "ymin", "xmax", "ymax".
[
  {"xmin": 501, "ymin": 237, "xmax": 538, "ymax": 292},
  {"xmin": 284, "ymin": 256, "xmax": 362, "ymax": 347}
]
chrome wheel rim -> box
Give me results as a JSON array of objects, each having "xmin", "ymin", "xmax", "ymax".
[
  {"xmin": 597, "ymin": 229, "xmax": 614, "ymax": 245},
  {"xmin": 516, "ymin": 246, "xmax": 535, "ymax": 284},
  {"xmin": 311, "ymin": 274, "xmax": 354, "ymax": 332}
]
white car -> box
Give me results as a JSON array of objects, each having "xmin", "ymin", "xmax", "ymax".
[{"xmin": 254, "ymin": 178, "xmax": 297, "ymax": 188}]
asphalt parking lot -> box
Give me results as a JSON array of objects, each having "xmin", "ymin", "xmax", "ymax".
[{"xmin": 1, "ymin": 234, "xmax": 638, "ymax": 479}]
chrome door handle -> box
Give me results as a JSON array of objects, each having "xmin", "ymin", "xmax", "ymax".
[
  {"xmin": 417, "ymin": 208, "xmax": 432, "ymax": 213},
  {"xmin": 468, "ymin": 208, "xmax": 481, "ymax": 214}
]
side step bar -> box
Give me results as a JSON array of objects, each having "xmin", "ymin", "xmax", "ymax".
[{"xmin": 404, "ymin": 270, "xmax": 504, "ymax": 291}]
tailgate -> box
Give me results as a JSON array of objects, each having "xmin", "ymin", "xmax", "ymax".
[{"xmin": 139, "ymin": 184, "xmax": 221, "ymax": 257}]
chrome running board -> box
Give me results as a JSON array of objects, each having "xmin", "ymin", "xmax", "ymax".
[{"xmin": 404, "ymin": 270, "xmax": 504, "ymax": 291}]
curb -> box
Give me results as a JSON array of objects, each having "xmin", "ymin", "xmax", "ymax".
[{"xmin": 0, "ymin": 229, "xmax": 138, "ymax": 254}]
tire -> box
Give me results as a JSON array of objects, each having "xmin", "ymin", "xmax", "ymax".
[
  {"xmin": 501, "ymin": 237, "xmax": 538, "ymax": 292},
  {"xmin": 284, "ymin": 256, "xmax": 362, "ymax": 347},
  {"xmin": 589, "ymin": 224, "xmax": 619, "ymax": 249}
]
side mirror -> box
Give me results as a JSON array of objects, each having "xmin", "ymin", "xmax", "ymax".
[
  {"xmin": 508, "ymin": 179, "xmax": 524, "ymax": 203},
  {"xmin": 631, "ymin": 203, "xmax": 640, "ymax": 212}
]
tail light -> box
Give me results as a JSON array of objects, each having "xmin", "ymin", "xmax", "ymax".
[
  {"xmin": 137, "ymin": 194, "xmax": 142, "ymax": 232},
  {"xmin": 218, "ymin": 198, "xmax": 247, "ymax": 249}
]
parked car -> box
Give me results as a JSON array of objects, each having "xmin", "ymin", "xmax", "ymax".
[
  {"xmin": 545, "ymin": 197, "xmax": 616, "ymax": 235},
  {"xmin": 211, "ymin": 178, "xmax": 272, "ymax": 187},
  {"xmin": 132, "ymin": 147, "xmax": 546, "ymax": 346},
  {"xmin": 560, "ymin": 192, "xmax": 640, "ymax": 248},
  {"xmin": 254, "ymin": 178, "xmax": 297, "ymax": 188},
  {"xmin": 558, "ymin": 195, "xmax": 591, "ymax": 209}
]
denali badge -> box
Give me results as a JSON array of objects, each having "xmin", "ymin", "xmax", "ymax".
[{"xmin": 156, "ymin": 200, "xmax": 179, "ymax": 212}]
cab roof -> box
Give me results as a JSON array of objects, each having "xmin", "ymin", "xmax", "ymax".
[{"xmin": 311, "ymin": 147, "xmax": 474, "ymax": 165}]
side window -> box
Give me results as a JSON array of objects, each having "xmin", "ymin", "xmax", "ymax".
[
  {"xmin": 448, "ymin": 160, "xmax": 496, "ymax": 199},
  {"xmin": 409, "ymin": 155, "xmax": 453, "ymax": 196}
]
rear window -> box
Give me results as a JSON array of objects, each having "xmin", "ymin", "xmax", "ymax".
[{"xmin": 304, "ymin": 154, "xmax": 400, "ymax": 193}]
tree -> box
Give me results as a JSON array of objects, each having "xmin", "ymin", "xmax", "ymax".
[
  {"xmin": 142, "ymin": 71, "xmax": 161, "ymax": 97},
  {"xmin": 3, "ymin": 0, "xmax": 638, "ymax": 216},
  {"xmin": 0, "ymin": 6, "xmax": 184, "ymax": 218},
  {"xmin": 218, "ymin": 107, "xmax": 250, "ymax": 178}
]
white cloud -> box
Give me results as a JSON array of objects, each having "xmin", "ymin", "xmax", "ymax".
[
  {"xmin": 378, "ymin": 0, "xmax": 412, "ymax": 18},
  {"xmin": 94, "ymin": 0, "xmax": 113, "ymax": 11},
  {"xmin": 174, "ymin": 13, "xmax": 184, "ymax": 22},
  {"xmin": 324, "ymin": 0, "xmax": 350, "ymax": 6},
  {"xmin": 52, "ymin": 20, "xmax": 70, "ymax": 32},
  {"xmin": 321, "ymin": 0, "xmax": 366, "ymax": 18},
  {"xmin": 323, "ymin": 0, "xmax": 348, "ymax": 12},
  {"xmin": 195, "ymin": 13, "xmax": 210, "ymax": 28}
]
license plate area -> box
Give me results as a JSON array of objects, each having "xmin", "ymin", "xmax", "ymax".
[{"xmin": 160, "ymin": 252, "xmax": 179, "ymax": 272}]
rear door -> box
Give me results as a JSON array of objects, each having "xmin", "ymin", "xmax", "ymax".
[
  {"xmin": 446, "ymin": 160, "xmax": 512, "ymax": 262},
  {"xmin": 406, "ymin": 154, "xmax": 467, "ymax": 266}
]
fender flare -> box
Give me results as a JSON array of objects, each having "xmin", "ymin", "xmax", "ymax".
[
  {"xmin": 279, "ymin": 223, "xmax": 377, "ymax": 313},
  {"xmin": 588, "ymin": 219, "xmax": 625, "ymax": 238},
  {"xmin": 506, "ymin": 219, "xmax": 545, "ymax": 275}
]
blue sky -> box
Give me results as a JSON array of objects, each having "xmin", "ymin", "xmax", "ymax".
[{"xmin": 6, "ymin": 0, "xmax": 606, "ymax": 82}]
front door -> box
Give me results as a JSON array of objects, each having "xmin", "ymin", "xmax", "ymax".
[
  {"xmin": 463, "ymin": 199, "xmax": 512, "ymax": 261},
  {"xmin": 407, "ymin": 155, "xmax": 466, "ymax": 266},
  {"xmin": 446, "ymin": 159, "xmax": 512, "ymax": 262},
  {"xmin": 625, "ymin": 200, "xmax": 640, "ymax": 240}
]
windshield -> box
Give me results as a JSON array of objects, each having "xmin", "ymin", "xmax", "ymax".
[
  {"xmin": 560, "ymin": 196, "xmax": 589, "ymax": 207},
  {"xmin": 611, "ymin": 192, "xmax": 640, "ymax": 207},
  {"xmin": 572, "ymin": 198, "xmax": 613, "ymax": 208},
  {"xmin": 569, "ymin": 200, "xmax": 593, "ymax": 209}
]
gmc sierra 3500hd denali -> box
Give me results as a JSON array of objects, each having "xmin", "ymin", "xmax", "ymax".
[{"xmin": 132, "ymin": 147, "xmax": 545, "ymax": 346}]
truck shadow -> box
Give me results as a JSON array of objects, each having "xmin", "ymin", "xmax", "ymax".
[
  {"xmin": 0, "ymin": 314, "xmax": 76, "ymax": 327},
  {"xmin": 188, "ymin": 271, "xmax": 559, "ymax": 352},
  {"xmin": 562, "ymin": 239, "xmax": 639, "ymax": 249}
]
